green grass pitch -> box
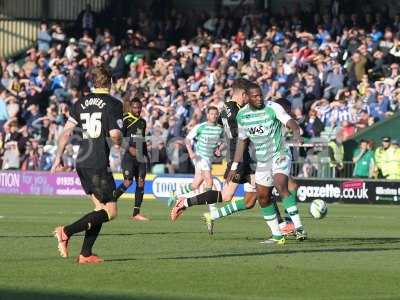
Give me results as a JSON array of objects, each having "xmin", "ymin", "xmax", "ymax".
[{"xmin": 0, "ymin": 195, "xmax": 399, "ymax": 300}]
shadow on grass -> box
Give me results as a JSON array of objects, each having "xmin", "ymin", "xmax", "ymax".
[
  {"xmin": 159, "ymin": 246, "xmax": 400, "ymax": 261},
  {"xmin": 0, "ymin": 290, "xmax": 192, "ymax": 300},
  {"xmin": 101, "ymin": 244, "xmax": 400, "ymax": 263},
  {"xmin": 309, "ymin": 237, "xmax": 400, "ymax": 246},
  {"xmin": 0, "ymin": 231, "xmax": 206, "ymax": 239},
  {"xmin": 217, "ymin": 237, "xmax": 400, "ymax": 245}
]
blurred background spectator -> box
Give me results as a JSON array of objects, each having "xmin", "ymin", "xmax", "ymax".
[
  {"xmin": 352, "ymin": 139, "xmax": 375, "ymax": 178},
  {"xmin": 374, "ymin": 137, "xmax": 400, "ymax": 179}
]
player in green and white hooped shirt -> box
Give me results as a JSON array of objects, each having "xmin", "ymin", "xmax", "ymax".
[
  {"xmin": 170, "ymin": 106, "xmax": 224, "ymax": 221},
  {"xmin": 227, "ymin": 83, "xmax": 306, "ymax": 244}
]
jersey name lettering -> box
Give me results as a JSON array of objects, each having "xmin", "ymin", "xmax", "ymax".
[{"xmin": 80, "ymin": 97, "xmax": 106, "ymax": 110}]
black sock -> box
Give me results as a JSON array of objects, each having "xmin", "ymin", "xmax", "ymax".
[
  {"xmin": 186, "ymin": 190, "xmax": 222, "ymax": 207},
  {"xmin": 114, "ymin": 183, "xmax": 128, "ymax": 200},
  {"xmin": 273, "ymin": 200, "xmax": 284, "ymax": 223},
  {"xmin": 80, "ymin": 223, "xmax": 102, "ymax": 257},
  {"xmin": 284, "ymin": 209, "xmax": 291, "ymax": 222},
  {"xmin": 64, "ymin": 209, "xmax": 109, "ymax": 237},
  {"xmin": 133, "ymin": 186, "xmax": 144, "ymax": 216}
]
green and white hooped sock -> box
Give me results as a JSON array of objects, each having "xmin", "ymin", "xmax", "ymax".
[
  {"xmin": 282, "ymin": 191, "xmax": 302, "ymax": 229},
  {"xmin": 180, "ymin": 183, "xmax": 193, "ymax": 195},
  {"xmin": 210, "ymin": 198, "xmax": 247, "ymax": 220},
  {"xmin": 260, "ymin": 204, "xmax": 282, "ymax": 238}
]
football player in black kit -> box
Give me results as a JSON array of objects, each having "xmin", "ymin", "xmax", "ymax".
[
  {"xmin": 52, "ymin": 65, "xmax": 123, "ymax": 264},
  {"xmin": 113, "ymin": 98, "xmax": 149, "ymax": 221}
]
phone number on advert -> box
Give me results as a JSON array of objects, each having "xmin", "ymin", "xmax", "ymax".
[{"xmin": 56, "ymin": 177, "xmax": 81, "ymax": 186}]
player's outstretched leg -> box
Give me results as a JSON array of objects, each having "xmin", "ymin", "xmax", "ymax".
[
  {"xmin": 204, "ymin": 194, "xmax": 254, "ymax": 220},
  {"xmin": 201, "ymin": 181, "xmax": 257, "ymax": 235},
  {"xmin": 168, "ymin": 191, "xmax": 177, "ymax": 207},
  {"xmin": 202, "ymin": 172, "xmax": 217, "ymax": 215},
  {"xmin": 206, "ymin": 198, "xmax": 246, "ymax": 223},
  {"xmin": 180, "ymin": 183, "xmax": 194, "ymax": 195},
  {"xmin": 202, "ymin": 197, "xmax": 250, "ymax": 235},
  {"xmin": 170, "ymin": 196, "xmax": 186, "ymax": 221},
  {"xmin": 170, "ymin": 190, "xmax": 222, "ymax": 221}
]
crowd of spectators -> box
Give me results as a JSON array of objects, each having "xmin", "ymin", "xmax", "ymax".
[{"xmin": 0, "ymin": 3, "xmax": 399, "ymax": 178}]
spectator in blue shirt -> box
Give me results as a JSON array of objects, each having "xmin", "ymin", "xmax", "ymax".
[
  {"xmin": 287, "ymin": 84, "xmax": 305, "ymax": 112},
  {"xmin": 0, "ymin": 88, "xmax": 9, "ymax": 130},
  {"xmin": 316, "ymin": 25, "xmax": 331, "ymax": 45},
  {"xmin": 369, "ymin": 94, "xmax": 389, "ymax": 121},
  {"xmin": 370, "ymin": 26, "xmax": 383, "ymax": 43},
  {"xmin": 37, "ymin": 22, "xmax": 52, "ymax": 53},
  {"xmin": 24, "ymin": 104, "xmax": 42, "ymax": 129}
]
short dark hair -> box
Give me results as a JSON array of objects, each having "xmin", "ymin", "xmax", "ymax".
[
  {"xmin": 91, "ymin": 64, "xmax": 112, "ymax": 88},
  {"xmin": 131, "ymin": 97, "xmax": 142, "ymax": 105},
  {"xmin": 246, "ymin": 82, "xmax": 260, "ymax": 93},
  {"xmin": 207, "ymin": 106, "xmax": 218, "ymax": 113},
  {"xmin": 232, "ymin": 78, "xmax": 251, "ymax": 92}
]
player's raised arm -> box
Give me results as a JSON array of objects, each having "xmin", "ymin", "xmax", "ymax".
[
  {"xmin": 269, "ymin": 101, "xmax": 303, "ymax": 144},
  {"xmin": 226, "ymin": 119, "xmax": 249, "ymax": 183},
  {"xmin": 185, "ymin": 124, "xmax": 200, "ymax": 160},
  {"xmin": 214, "ymin": 127, "xmax": 226, "ymax": 157},
  {"xmin": 226, "ymin": 139, "xmax": 249, "ymax": 182},
  {"xmin": 108, "ymin": 100, "xmax": 124, "ymax": 146},
  {"xmin": 286, "ymin": 119, "xmax": 302, "ymax": 144}
]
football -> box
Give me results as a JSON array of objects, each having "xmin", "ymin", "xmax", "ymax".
[{"xmin": 309, "ymin": 199, "xmax": 328, "ymax": 219}]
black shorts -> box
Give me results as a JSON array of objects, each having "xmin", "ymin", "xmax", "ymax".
[
  {"xmin": 224, "ymin": 161, "xmax": 254, "ymax": 184},
  {"xmin": 76, "ymin": 167, "xmax": 116, "ymax": 204},
  {"xmin": 122, "ymin": 153, "xmax": 147, "ymax": 181}
]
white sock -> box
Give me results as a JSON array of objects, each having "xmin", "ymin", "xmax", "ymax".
[
  {"xmin": 264, "ymin": 214, "xmax": 282, "ymax": 237},
  {"xmin": 183, "ymin": 199, "xmax": 189, "ymax": 208},
  {"xmin": 290, "ymin": 214, "xmax": 302, "ymax": 229},
  {"xmin": 210, "ymin": 209, "xmax": 220, "ymax": 220},
  {"xmin": 208, "ymin": 203, "xmax": 217, "ymax": 212},
  {"xmin": 286, "ymin": 206, "xmax": 302, "ymax": 229}
]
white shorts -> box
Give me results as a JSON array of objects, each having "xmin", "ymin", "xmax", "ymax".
[
  {"xmin": 193, "ymin": 157, "xmax": 212, "ymax": 172},
  {"xmin": 255, "ymin": 155, "xmax": 291, "ymax": 187}
]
